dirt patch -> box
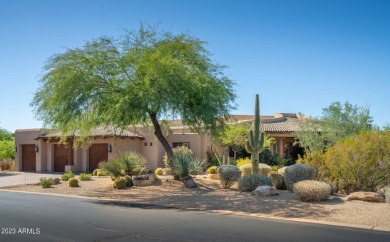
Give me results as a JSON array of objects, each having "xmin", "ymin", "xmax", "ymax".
[{"xmin": 2, "ymin": 175, "xmax": 389, "ymax": 228}]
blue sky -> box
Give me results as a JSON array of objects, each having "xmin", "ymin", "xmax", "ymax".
[{"xmin": 1, "ymin": 0, "xmax": 389, "ymax": 132}]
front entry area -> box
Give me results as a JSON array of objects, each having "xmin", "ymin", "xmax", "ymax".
[
  {"xmin": 54, "ymin": 144, "xmax": 72, "ymax": 172},
  {"xmin": 22, "ymin": 144, "xmax": 36, "ymax": 171},
  {"xmin": 89, "ymin": 143, "xmax": 108, "ymax": 172}
]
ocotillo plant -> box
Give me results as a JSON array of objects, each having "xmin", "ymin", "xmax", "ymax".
[{"xmin": 245, "ymin": 94, "xmax": 265, "ymax": 174}]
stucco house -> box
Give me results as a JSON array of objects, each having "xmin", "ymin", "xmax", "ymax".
[{"xmin": 14, "ymin": 113, "xmax": 303, "ymax": 173}]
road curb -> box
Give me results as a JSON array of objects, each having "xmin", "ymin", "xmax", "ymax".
[{"xmin": 1, "ymin": 189, "xmax": 390, "ymax": 233}]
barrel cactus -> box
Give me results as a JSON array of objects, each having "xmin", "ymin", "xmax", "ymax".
[
  {"xmin": 68, "ymin": 177, "xmax": 79, "ymax": 187},
  {"xmin": 123, "ymin": 175, "xmax": 133, "ymax": 187},
  {"xmin": 113, "ymin": 177, "xmax": 127, "ymax": 189}
]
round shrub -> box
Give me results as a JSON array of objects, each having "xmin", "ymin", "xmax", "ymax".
[
  {"xmin": 113, "ymin": 177, "xmax": 126, "ymax": 189},
  {"xmin": 61, "ymin": 171, "xmax": 75, "ymax": 181},
  {"xmin": 284, "ymin": 164, "xmax": 316, "ymax": 192},
  {"xmin": 123, "ymin": 175, "xmax": 133, "ymax": 187},
  {"xmin": 218, "ymin": 165, "xmax": 242, "ymax": 189},
  {"xmin": 39, "ymin": 177, "xmax": 53, "ymax": 188},
  {"xmin": 293, "ymin": 180, "xmax": 331, "ymax": 202},
  {"xmin": 238, "ymin": 174, "xmax": 272, "ymax": 192},
  {"xmin": 79, "ymin": 173, "xmax": 92, "ymax": 181},
  {"xmin": 268, "ymin": 172, "xmax": 286, "ymax": 190},
  {"xmin": 68, "ymin": 177, "xmax": 79, "ymax": 187},
  {"xmin": 240, "ymin": 163, "xmax": 272, "ymax": 176},
  {"xmin": 206, "ymin": 166, "xmax": 218, "ymax": 174},
  {"xmin": 155, "ymin": 167, "xmax": 163, "ymax": 176}
]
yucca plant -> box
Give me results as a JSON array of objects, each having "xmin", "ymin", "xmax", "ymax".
[
  {"xmin": 189, "ymin": 158, "xmax": 206, "ymax": 175},
  {"xmin": 115, "ymin": 152, "xmax": 146, "ymax": 175},
  {"xmin": 98, "ymin": 159, "xmax": 122, "ymax": 179},
  {"xmin": 171, "ymin": 151, "xmax": 193, "ymax": 178}
]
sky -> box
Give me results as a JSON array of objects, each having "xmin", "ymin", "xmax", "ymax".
[{"xmin": 1, "ymin": 0, "xmax": 389, "ymax": 132}]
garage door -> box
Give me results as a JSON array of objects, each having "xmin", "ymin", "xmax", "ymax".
[
  {"xmin": 89, "ymin": 143, "xmax": 108, "ymax": 172},
  {"xmin": 22, "ymin": 145, "xmax": 36, "ymax": 172},
  {"xmin": 54, "ymin": 144, "xmax": 72, "ymax": 172}
]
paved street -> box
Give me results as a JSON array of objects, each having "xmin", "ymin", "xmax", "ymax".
[{"xmin": 0, "ymin": 191, "xmax": 389, "ymax": 242}]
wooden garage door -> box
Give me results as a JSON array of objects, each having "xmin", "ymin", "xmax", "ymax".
[
  {"xmin": 89, "ymin": 144, "xmax": 108, "ymax": 172},
  {"xmin": 54, "ymin": 144, "xmax": 72, "ymax": 172},
  {"xmin": 22, "ymin": 145, "xmax": 36, "ymax": 172}
]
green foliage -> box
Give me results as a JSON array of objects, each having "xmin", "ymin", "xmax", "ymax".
[
  {"xmin": 284, "ymin": 164, "xmax": 316, "ymax": 192},
  {"xmin": 123, "ymin": 175, "xmax": 133, "ymax": 187},
  {"xmin": 245, "ymin": 94, "xmax": 265, "ymax": 174},
  {"xmin": 39, "ymin": 177, "xmax": 53, "ymax": 188},
  {"xmin": 79, "ymin": 173, "xmax": 92, "ymax": 181},
  {"xmin": 155, "ymin": 167, "xmax": 163, "ymax": 175},
  {"xmin": 31, "ymin": 23, "xmax": 236, "ymax": 156},
  {"xmin": 206, "ymin": 166, "xmax": 218, "ymax": 174},
  {"xmin": 213, "ymin": 122, "xmax": 250, "ymax": 159},
  {"xmin": 113, "ymin": 177, "xmax": 127, "ymax": 189},
  {"xmin": 0, "ymin": 140, "xmax": 15, "ymax": 161},
  {"xmin": 164, "ymin": 146, "xmax": 193, "ymax": 168},
  {"xmin": 0, "ymin": 128, "xmax": 13, "ymax": 141},
  {"xmin": 236, "ymin": 157, "xmax": 251, "ymax": 168},
  {"xmin": 61, "ymin": 171, "xmax": 75, "ymax": 181},
  {"xmin": 293, "ymin": 180, "xmax": 331, "ymax": 202},
  {"xmin": 68, "ymin": 177, "xmax": 79, "ymax": 187},
  {"xmin": 237, "ymin": 174, "xmax": 272, "ymax": 192},
  {"xmin": 114, "ymin": 152, "xmax": 146, "ymax": 175},
  {"xmin": 218, "ymin": 165, "xmax": 241, "ymax": 189},
  {"xmin": 170, "ymin": 147, "xmax": 193, "ymax": 178},
  {"xmin": 296, "ymin": 151, "xmax": 328, "ymax": 181},
  {"xmin": 206, "ymin": 146, "xmax": 223, "ymax": 167},
  {"xmin": 325, "ymin": 131, "xmax": 390, "ymax": 193},
  {"xmin": 295, "ymin": 101, "xmax": 373, "ymax": 153}
]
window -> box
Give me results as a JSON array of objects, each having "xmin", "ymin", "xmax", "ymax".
[
  {"xmin": 172, "ymin": 142, "xmax": 190, "ymax": 149},
  {"xmin": 144, "ymin": 142, "xmax": 147, "ymax": 146}
]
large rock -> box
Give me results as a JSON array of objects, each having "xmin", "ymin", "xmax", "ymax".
[
  {"xmin": 132, "ymin": 174, "xmax": 156, "ymax": 186},
  {"xmin": 346, "ymin": 192, "xmax": 385, "ymax": 203},
  {"xmin": 252, "ymin": 185, "xmax": 279, "ymax": 196},
  {"xmin": 182, "ymin": 175, "xmax": 197, "ymax": 188}
]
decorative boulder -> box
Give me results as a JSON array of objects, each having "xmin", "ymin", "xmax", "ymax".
[
  {"xmin": 346, "ymin": 192, "xmax": 385, "ymax": 203},
  {"xmin": 252, "ymin": 185, "xmax": 279, "ymax": 196},
  {"xmin": 132, "ymin": 174, "xmax": 156, "ymax": 186}
]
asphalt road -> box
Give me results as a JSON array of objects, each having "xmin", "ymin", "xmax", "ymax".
[{"xmin": 0, "ymin": 191, "xmax": 389, "ymax": 242}]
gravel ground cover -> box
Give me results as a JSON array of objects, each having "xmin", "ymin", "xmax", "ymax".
[{"xmin": 2, "ymin": 175, "xmax": 389, "ymax": 228}]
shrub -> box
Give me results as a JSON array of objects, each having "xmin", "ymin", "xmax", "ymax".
[
  {"xmin": 164, "ymin": 146, "xmax": 193, "ymax": 168},
  {"xmin": 79, "ymin": 173, "xmax": 92, "ymax": 181},
  {"xmin": 271, "ymin": 166, "xmax": 279, "ymax": 172},
  {"xmin": 238, "ymin": 174, "xmax": 272, "ymax": 192},
  {"xmin": 61, "ymin": 171, "xmax": 75, "ymax": 181},
  {"xmin": 170, "ymin": 150, "xmax": 193, "ymax": 178},
  {"xmin": 68, "ymin": 177, "xmax": 79, "ymax": 187},
  {"xmin": 268, "ymin": 172, "xmax": 286, "ymax": 190},
  {"xmin": 123, "ymin": 175, "xmax": 133, "ymax": 187},
  {"xmin": 236, "ymin": 157, "xmax": 251, "ymax": 168},
  {"xmin": 189, "ymin": 158, "xmax": 206, "ymax": 175},
  {"xmin": 155, "ymin": 167, "xmax": 163, "ymax": 175},
  {"xmin": 284, "ymin": 164, "xmax": 316, "ymax": 192},
  {"xmin": 293, "ymin": 180, "xmax": 331, "ymax": 202},
  {"xmin": 218, "ymin": 165, "xmax": 241, "ymax": 189},
  {"xmin": 239, "ymin": 163, "xmax": 272, "ymax": 176},
  {"xmin": 39, "ymin": 177, "xmax": 53, "ymax": 188},
  {"xmin": 206, "ymin": 166, "xmax": 218, "ymax": 174},
  {"xmin": 52, "ymin": 178, "xmax": 61, "ymax": 185},
  {"xmin": 113, "ymin": 177, "xmax": 126, "ymax": 189},
  {"xmin": 325, "ymin": 131, "xmax": 390, "ymax": 193},
  {"xmin": 296, "ymin": 151, "xmax": 329, "ymax": 181},
  {"xmin": 99, "ymin": 152, "xmax": 146, "ymax": 178}
]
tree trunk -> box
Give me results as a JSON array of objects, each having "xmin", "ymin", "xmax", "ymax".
[
  {"xmin": 149, "ymin": 112, "xmax": 174, "ymax": 160},
  {"xmin": 149, "ymin": 112, "xmax": 180, "ymax": 180}
]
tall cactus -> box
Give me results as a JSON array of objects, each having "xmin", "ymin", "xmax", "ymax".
[{"xmin": 245, "ymin": 94, "xmax": 265, "ymax": 174}]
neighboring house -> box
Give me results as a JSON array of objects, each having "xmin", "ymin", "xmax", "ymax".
[{"xmin": 14, "ymin": 113, "xmax": 303, "ymax": 173}]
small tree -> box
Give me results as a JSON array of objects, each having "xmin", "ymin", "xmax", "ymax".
[{"xmin": 214, "ymin": 122, "xmax": 249, "ymax": 160}]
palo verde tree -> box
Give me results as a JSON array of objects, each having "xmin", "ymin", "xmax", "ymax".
[
  {"xmin": 31, "ymin": 24, "xmax": 236, "ymax": 163},
  {"xmin": 214, "ymin": 122, "xmax": 250, "ymax": 160}
]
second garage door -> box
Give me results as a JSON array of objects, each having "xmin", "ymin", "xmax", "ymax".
[{"xmin": 89, "ymin": 143, "xmax": 108, "ymax": 172}]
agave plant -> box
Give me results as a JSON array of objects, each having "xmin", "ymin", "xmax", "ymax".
[
  {"xmin": 170, "ymin": 151, "xmax": 193, "ymax": 178},
  {"xmin": 189, "ymin": 158, "xmax": 206, "ymax": 175},
  {"xmin": 98, "ymin": 159, "xmax": 122, "ymax": 179},
  {"xmin": 115, "ymin": 152, "xmax": 146, "ymax": 175}
]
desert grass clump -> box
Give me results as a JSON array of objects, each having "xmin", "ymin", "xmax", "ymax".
[
  {"xmin": 293, "ymin": 180, "xmax": 331, "ymax": 202},
  {"xmin": 61, "ymin": 171, "xmax": 75, "ymax": 181},
  {"xmin": 284, "ymin": 164, "xmax": 316, "ymax": 192},
  {"xmin": 39, "ymin": 177, "xmax": 53, "ymax": 188},
  {"xmin": 218, "ymin": 165, "xmax": 241, "ymax": 189},
  {"xmin": 240, "ymin": 163, "xmax": 272, "ymax": 176},
  {"xmin": 238, "ymin": 174, "xmax": 272, "ymax": 192},
  {"xmin": 155, "ymin": 167, "xmax": 163, "ymax": 176},
  {"xmin": 113, "ymin": 177, "xmax": 127, "ymax": 189},
  {"xmin": 206, "ymin": 166, "xmax": 218, "ymax": 174},
  {"xmin": 79, "ymin": 173, "xmax": 92, "ymax": 181},
  {"xmin": 68, "ymin": 177, "xmax": 79, "ymax": 187}
]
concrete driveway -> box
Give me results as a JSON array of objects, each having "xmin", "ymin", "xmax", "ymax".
[{"xmin": 0, "ymin": 172, "xmax": 61, "ymax": 187}]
